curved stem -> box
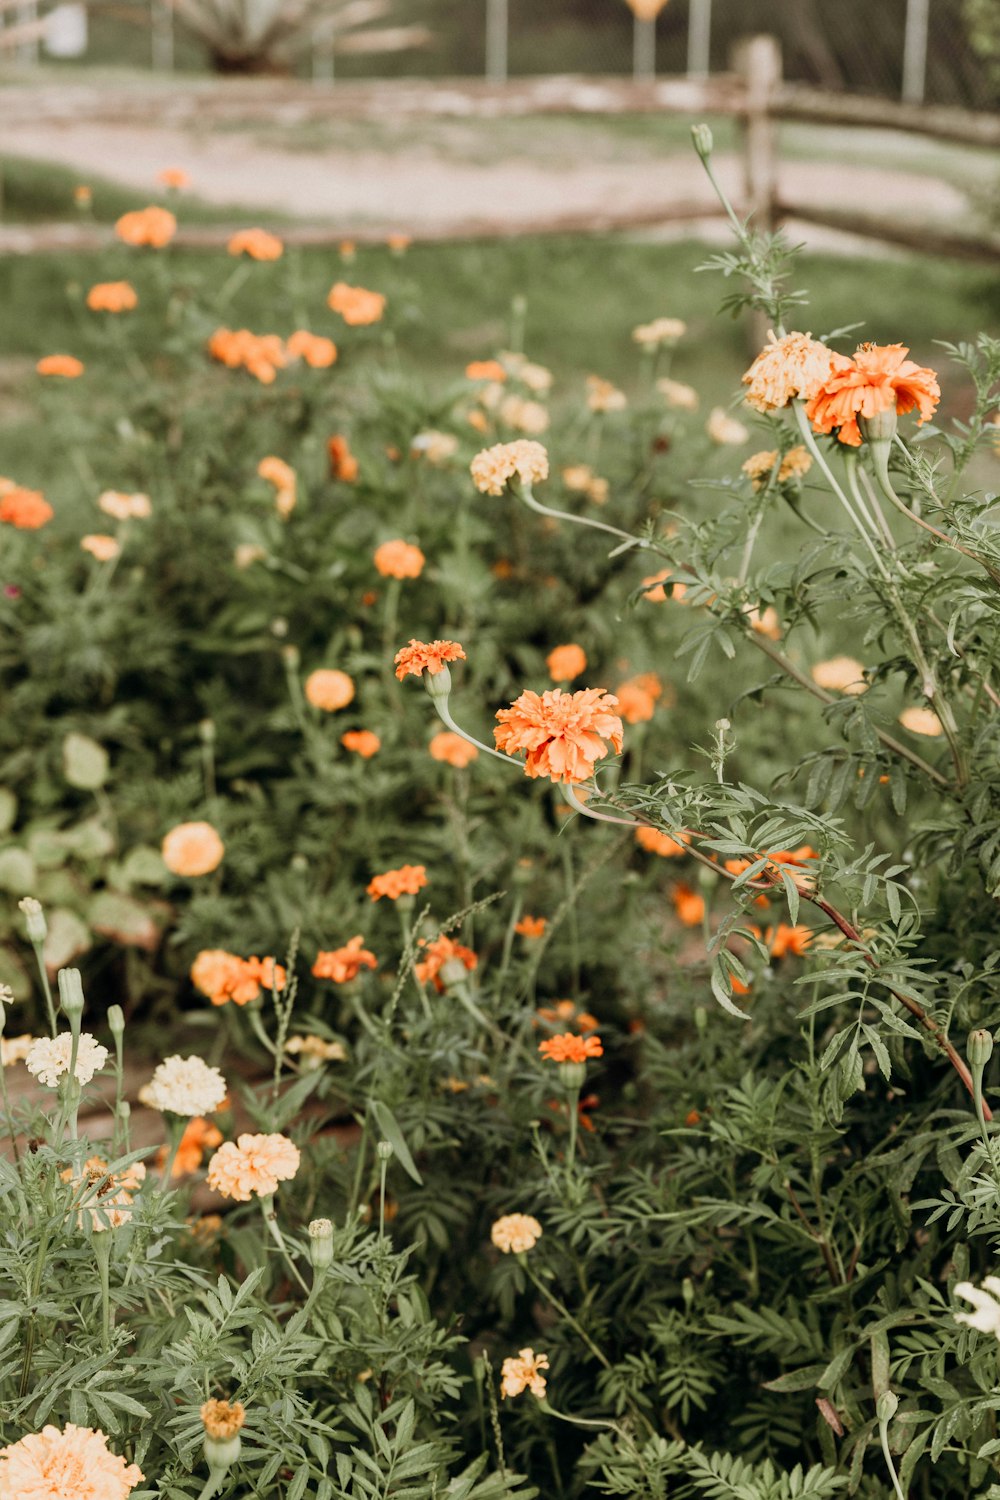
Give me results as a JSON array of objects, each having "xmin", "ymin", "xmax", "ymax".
[
  {"xmin": 519, "ymin": 484, "xmax": 646, "ymax": 549},
  {"xmin": 880, "ymin": 443, "xmax": 1000, "ymax": 586},
  {"xmin": 260, "ymin": 1197, "xmax": 310, "ymax": 1294},
  {"xmin": 436, "ymin": 700, "xmax": 521, "ymax": 766},
  {"xmin": 524, "ymin": 1265, "xmax": 610, "ymax": 1369},
  {"xmin": 793, "ymin": 405, "xmax": 893, "ymax": 582}
]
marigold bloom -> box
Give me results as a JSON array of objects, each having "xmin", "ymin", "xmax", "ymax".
[
  {"xmin": 538, "ymin": 1032, "xmax": 603, "ymax": 1064},
  {"xmin": 0, "ymin": 1423, "xmax": 144, "ymax": 1499},
  {"xmin": 498, "ymin": 394, "xmax": 549, "ymax": 434},
  {"xmin": 98, "ymin": 490, "xmax": 150, "ymax": 521},
  {"xmin": 1, "ymin": 1033, "xmax": 34, "ymax": 1066},
  {"xmin": 625, "ymin": 0, "xmax": 669, "ymax": 17},
  {"xmin": 368, "ymin": 864, "xmax": 428, "ymax": 902},
  {"xmin": 743, "ymin": 330, "xmax": 847, "ymax": 413},
  {"xmin": 410, "ymin": 429, "xmax": 458, "ymax": 465},
  {"xmin": 374, "ymin": 539, "xmax": 425, "ymax": 579},
  {"xmin": 162, "ymin": 820, "xmax": 224, "ymax": 877},
  {"xmin": 636, "ymin": 825, "xmax": 689, "ymax": 858},
  {"xmin": 641, "ymin": 568, "xmax": 686, "ymax": 603},
  {"xmin": 115, "ymin": 205, "xmax": 176, "ymax": 248},
  {"xmin": 157, "ymin": 1116, "xmax": 224, "ymax": 1177},
  {"xmin": 470, "ymin": 439, "xmax": 549, "ymax": 495},
  {"xmin": 327, "ymin": 281, "xmax": 386, "ymax": 326},
  {"xmin": 74, "ymin": 183, "xmax": 92, "ymax": 207},
  {"xmin": 515, "ymin": 915, "xmax": 546, "ymax": 938},
  {"xmin": 200, "ymin": 1400, "xmax": 245, "ymax": 1440},
  {"xmin": 207, "ymin": 327, "xmax": 287, "ymax": 383},
  {"xmin": 157, "ymin": 166, "xmax": 190, "ymax": 189},
  {"xmin": 81, "ymin": 534, "xmax": 120, "ymax": 562},
  {"xmin": 207, "ymin": 1132, "xmax": 300, "ymax": 1201},
  {"xmin": 500, "ymin": 1348, "xmax": 549, "ymax": 1400},
  {"xmin": 811, "ymin": 656, "xmax": 867, "ymax": 694},
  {"xmin": 537, "ymin": 1000, "xmax": 599, "ymax": 1032},
  {"xmin": 286, "ymin": 329, "xmax": 338, "ymax": 368},
  {"xmin": 586, "ymin": 375, "xmax": 627, "ymax": 413},
  {"xmin": 258, "ymin": 456, "xmax": 295, "ymax": 492},
  {"xmin": 313, "ymin": 935, "xmax": 377, "ymax": 983},
  {"xmin": 899, "ymin": 705, "xmax": 944, "ymax": 737},
  {"xmin": 429, "ymin": 730, "xmax": 478, "ymax": 767},
  {"xmin": 284, "ymin": 1034, "xmax": 346, "ymax": 1064},
  {"xmin": 341, "ymin": 729, "xmax": 381, "ymax": 758},
  {"xmin": 304, "ymin": 669, "xmax": 355, "ymax": 712},
  {"xmin": 228, "ymin": 227, "xmax": 283, "ymax": 261},
  {"xmin": 955, "ymin": 1277, "xmax": 1000, "ymax": 1338},
  {"xmin": 546, "ymin": 643, "xmax": 587, "ymax": 683},
  {"xmin": 745, "ymin": 605, "xmax": 781, "ymax": 641},
  {"xmin": 143, "ymin": 1055, "xmax": 227, "ymax": 1117},
  {"xmin": 806, "ymin": 342, "xmax": 941, "ymax": 448},
  {"xmin": 633, "ymin": 316, "xmax": 686, "ymax": 347},
  {"xmin": 0, "ymin": 488, "xmax": 53, "ymax": 529},
  {"xmin": 394, "ymin": 638, "xmax": 466, "ymax": 682},
  {"xmin": 328, "ymin": 434, "xmax": 359, "ymax": 481},
  {"xmin": 25, "ymin": 1033, "xmax": 108, "ymax": 1089},
  {"xmin": 86, "ymin": 281, "xmax": 137, "ymax": 313},
  {"xmin": 671, "ymin": 883, "xmax": 705, "ymax": 926},
  {"xmin": 616, "ymin": 675, "xmax": 661, "ymax": 724},
  {"xmin": 190, "ymin": 949, "xmax": 283, "ymax": 1007},
  {"xmin": 36, "ymin": 354, "xmax": 84, "ymax": 378},
  {"xmin": 657, "ymin": 376, "xmax": 699, "ymax": 411},
  {"xmin": 414, "ymin": 934, "xmax": 477, "ymax": 989},
  {"xmin": 707, "ymin": 407, "xmax": 749, "ymax": 445},
  {"xmin": 767, "ymin": 923, "xmax": 813, "ymax": 958},
  {"xmin": 491, "ymin": 1213, "xmax": 542, "ymax": 1254},
  {"xmin": 494, "ymin": 687, "xmax": 624, "ymax": 784},
  {"xmin": 62, "ymin": 1155, "xmax": 146, "ymax": 1232}
]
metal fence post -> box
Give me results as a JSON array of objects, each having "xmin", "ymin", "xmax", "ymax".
[
  {"xmin": 485, "ymin": 0, "xmax": 507, "ymax": 83},
  {"xmin": 902, "ymin": 0, "xmax": 930, "ymax": 104},
  {"xmin": 687, "ymin": 0, "xmax": 711, "ymax": 77}
]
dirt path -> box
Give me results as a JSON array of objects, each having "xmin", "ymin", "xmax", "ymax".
[{"xmin": 2, "ymin": 118, "xmax": 972, "ymax": 237}]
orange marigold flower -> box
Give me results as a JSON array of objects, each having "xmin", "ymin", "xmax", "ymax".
[
  {"xmin": 157, "ymin": 166, "xmax": 191, "ymax": 189},
  {"xmin": 466, "ymin": 359, "xmax": 507, "ymax": 382},
  {"xmin": 745, "ymin": 604, "xmax": 781, "ymax": 641},
  {"xmin": 538, "ymin": 1032, "xmax": 603, "ymax": 1064},
  {"xmin": 36, "ymin": 354, "xmax": 84, "ymax": 378},
  {"xmin": 313, "ymin": 935, "xmax": 377, "ymax": 983},
  {"xmin": 206, "ymin": 1132, "xmax": 300, "ymax": 1201},
  {"xmin": 394, "ymin": 638, "xmax": 467, "ymax": 681},
  {"xmin": 617, "ymin": 674, "xmax": 663, "ymax": 724},
  {"xmin": 327, "ymin": 281, "xmax": 386, "ymax": 326},
  {"xmin": 86, "ymin": 280, "xmax": 137, "ymax": 313},
  {"xmin": 304, "ymin": 669, "xmax": 355, "ymax": 712},
  {"xmin": 415, "ymin": 933, "xmax": 478, "ymax": 989},
  {"xmin": 286, "ymin": 329, "xmax": 338, "ymax": 368},
  {"xmin": 536, "ymin": 999, "xmax": 599, "ymax": 1032},
  {"xmin": 157, "ymin": 1116, "xmax": 224, "ymax": 1177},
  {"xmin": 470, "ymin": 439, "xmax": 549, "ymax": 495},
  {"xmin": 200, "ymin": 1400, "xmax": 245, "ymax": 1440},
  {"xmin": 429, "ymin": 730, "xmax": 479, "ymax": 767},
  {"xmin": 387, "ymin": 233, "xmax": 412, "ymax": 254},
  {"xmin": 0, "ymin": 1423, "xmax": 144, "ymax": 1499},
  {"xmin": 494, "ymin": 687, "xmax": 624, "ymax": 784},
  {"xmin": 341, "ymin": 729, "xmax": 381, "ymax": 758},
  {"xmin": 636, "ymin": 826, "xmax": 689, "ymax": 858},
  {"xmin": 328, "ymin": 434, "xmax": 359, "ymax": 481},
  {"xmin": 207, "ymin": 327, "xmax": 287, "ymax": 383},
  {"xmin": 743, "ymin": 330, "xmax": 849, "ymax": 413},
  {"xmin": 367, "ymin": 864, "xmax": 428, "ymax": 902},
  {"xmin": 258, "ymin": 455, "xmax": 295, "ymax": 491},
  {"xmin": 515, "ymin": 915, "xmax": 546, "ymax": 938},
  {"xmin": 899, "ymin": 705, "xmax": 944, "ymax": 737},
  {"xmin": 228, "ymin": 227, "xmax": 283, "ymax": 261},
  {"xmin": 767, "ymin": 923, "xmax": 813, "ymax": 958},
  {"xmin": 811, "ymin": 656, "xmax": 867, "ymax": 695},
  {"xmin": 0, "ymin": 487, "xmax": 53, "ymax": 529},
  {"xmin": 806, "ymin": 342, "xmax": 941, "ymax": 448},
  {"xmin": 671, "ymin": 882, "xmax": 705, "ymax": 926},
  {"xmin": 546, "ymin": 643, "xmax": 587, "ymax": 683},
  {"xmin": 768, "ymin": 846, "xmax": 819, "ymax": 868},
  {"xmin": 74, "ymin": 183, "xmax": 92, "ymax": 207},
  {"xmin": 162, "ymin": 821, "xmax": 225, "ymax": 877},
  {"xmin": 115, "ymin": 205, "xmax": 176, "ymax": 248},
  {"xmin": 191, "ymin": 949, "xmax": 261, "ymax": 1007},
  {"xmin": 641, "ymin": 568, "xmax": 686, "ymax": 603},
  {"xmin": 374, "ymin": 539, "xmax": 425, "ymax": 579}
]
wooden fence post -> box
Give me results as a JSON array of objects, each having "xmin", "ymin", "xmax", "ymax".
[
  {"xmin": 687, "ymin": 0, "xmax": 711, "ymax": 78},
  {"xmin": 733, "ymin": 33, "xmax": 781, "ymax": 233},
  {"xmin": 485, "ymin": 0, "xmax": 507, "ymax": 83}
]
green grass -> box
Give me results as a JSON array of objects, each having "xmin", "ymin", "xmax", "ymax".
[{"xmin": 0, "ymin": 154, "xmax": 273, "ymax": 226}]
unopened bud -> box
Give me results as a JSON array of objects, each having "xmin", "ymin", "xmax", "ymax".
[
  {"xmin": 19, "ymin": 897, "xmax": 46, "ymax": 944},
  {"xmin": 682, "ymin": 1276, "xmax": 695, "ymax": 1309},
  {"xmin": 423, "ymin": 665, "xmax": 453, "ymax": 702},
  {"xmin": 858, "ymin": 410, "xmax": 897, "ymax": 484},
  {"xmin": 308, "ymin": 1217, "xmax": 334, "ymax": 1269},
  {"xmin": 439, "ymin": 957, "xmax": 470, "ymax": 989},
  {"xmin": 200, "ymin": 1399, "xmax": 245, "ymax": 1472},
  {"xmin": 107, "ymin": 1005, "xmax": 125, "ymax": 1039},
  {"xmin": 691, "ymin": 123, "xmax": 714, "ymax": 160},
  {"xmin": 557, "ymin": 1060, "xmax": 587, "ymax": 1093},
  {"xmin": 968, "ymin": 1029, "xmax": 994, "ymax": 1068},
  {"xmin": 199, "ymin": 718, "xmax": 216, "ymax": 744},
  {"xmin": 376, "ymin": 1139, "xmax": 394, "ymax": 1162},
  {"xmin": 694, "ymin": 1005, "xmax": 708, "ymax": 1033},
  {"xmin": 876, "ymin": 1390, "xmax": 898, "ymax": 1425},
  {"xmin": 58, "ymin": 968, "xmax": 85, "ymax": 1018},
  {"xmin": 271, "ymin": 617, "xmax": 289, "ymax": 640}
]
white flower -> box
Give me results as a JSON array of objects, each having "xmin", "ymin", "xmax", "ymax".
[
  {"xmin": 142, "ymin": 1054, "xmax": 227, "ymax": 1117},
  {"xmin": 25, "ymin": 1032, "xmax": 109, "ymax": 1088},
  {"xmin": 955, "ymin": 1278, "xmax": 1000, "ymax": 1337}
]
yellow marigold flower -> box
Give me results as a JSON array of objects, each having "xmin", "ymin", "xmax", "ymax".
[
  {"xmin": 779, "ymin": 445, "xmax": 812, "ymax": 482},
  {"xmin": 283, "ymin": 1034, "xmax": 347, "ymax": 1067},
  {"xmin": 744, "ymin": 605, "xmax": 781, "ymax": 640},
  {"xmin": 470, "ymin": 440, "xmax": 549, "ymax": 496},
  {"xmin": 98, "ymin": 490, "xmax": 151, "ymax": 520},
  {"xmin": 491, "ymin": 1213, "xmax": 542, "ymax": 1254},
  {"xmin": 500, "ymin": 1348, "xmax": 550, "ymax": 1400},
  {"xmin": 899, "ymin": 705, "xmax": 944, "ymax": 737},
  {"xmin": 161, "ymin": 820, "xmax": 225, "ymax": 877},
  {"xmin": 206, "ymin": 1132, "xmax": 300, "ymax": 1201},
  {"xmin": 0, "ymin": 1423, "xmax": 144, "ymax": 1499},
  {"xmin": 157, "ymin": 166, "xmax": 190, "ymax": 190},
  {"xmin": 811, "ymin": 656, "xmax": 867, "ymax": 695},
  {"xmin": 499, "ymin": 394, "xmax": 549, "ymax": 434},
  {"xmin": 742, "ymin": 330, "xmax": 847, "ymax": 413}
]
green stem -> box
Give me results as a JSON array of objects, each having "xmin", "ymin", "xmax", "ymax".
[
  {"xmin": 525, "ymin": 1264, "xmax": 609, "ymax": 1369},
  {"xmin": 94, "ymin": 1230, "xmax": 113, "ymax": 1352},
  {"xmin": 260, "ymin": 1195, "xmax": 310, "ymax": 1294},
  {"xmin": 520, "ymin": 483, "xmax": 643, "ymax": 549}
]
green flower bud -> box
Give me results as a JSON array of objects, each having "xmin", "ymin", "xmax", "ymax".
[
  {"xmin": 691, "ymin": 123, "xmax": 714, "ymax": 160},
  {"xmin": 968, "ymin": 1029, "xmax": 994, "ymax": 1068},
  {"xmin": 308, "ymin": 1217, "xmax": 334, "ymax": 1269},
  {"xmin": 439, "ymin": 956, "xmax": 471, "ymax": 989},
  {"xmin": 18, "ymin": 897, "xmax": 46, "ymax": 945},
  {"xmin": 876, "ymin": 1391, "xmax": 899, "ymax": 1425},
  {"xmin": 376, "ymin": 1139, "xmax": 394, "ymax": 1162},
  {"xmin": 557, "ymin": 1059, "xmax": 587, "ymax": 1093},
  {"xmin": 107, "ymin": 1005, "xmax": 125, "ymax": 1039},
  {"xmin": 58, "ymin": 968, "xmax": 85, "ymax": 1018}
]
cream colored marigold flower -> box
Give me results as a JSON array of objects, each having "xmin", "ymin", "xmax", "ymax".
[
  {"xmin": 201, "ymin": 1398, "xmax": 246, "ymax": 1440},
  {"xmin": 206, "ymin": 1132, "xmax": 301, "ymax": 1201},
  {"xmin": 499, "ymin": 395, "xmax": 550, "ymax": 434},
  {"xmin": 284, "ymin": 1034, "xmax": 347, "ymax": 1065},
  {"xmin": 500, "ymin": 1348, "xmax": 549, "ymax": 1400},
  {"xmin": 899, "ymin": 705, "xmax": 943, "ymax": 737},
  {"xmin": 26, "ymin": 1033, "xmax": 108, "ymax": 1089},
  {"xmin": 81, "ymin": 534, "xmax": 120, "ymax": 563},
  {"xmin": 955, "ymin": 1277, "xmax": 1000, "ymax": 1338},
  {"xmin": 657, "ymin": 377, "xmax": 699, "ymax": 411},
  {"xmin": 491, "ymin": 1213, "xmax": 542, "ymax": 1254},
  {"xmin": 470, "ymin": 440, "xmax": 549, "ymax": 496},
  {"xmin": 0, "ymin": 1422, "xmax": 144, "ymax": 1499},
  {"xmin": 1, "ymin": 1033, "xmax": 35, "ymax": 1066},
  {"xmin": 811, "ymin": 656, "xmax": 867, "ymax": 695},
  {"xmin": 586, "ymin": 376, "xmax": 626, "ymax": 413},
  {"xmin": 742, "ymin": 330, "xmax": 847, "ymax": 413},
  {"xmin": 143, "ymin": 1055, "xmax": 227, "ymax": 1117},
  {"xmin": 633, "ymin": 316, "xmax": 686, "ymax": 347},
  {"xmin": 707, "ymin": 407, "xmax": 749, "ymax": 446},
  {"xmin": 779, "ymin": 445, "xmax": 812, "ymax": 482},
  {"xmin": 411, "ymin": 430, "xmax": 458, "ymax": 464}
]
